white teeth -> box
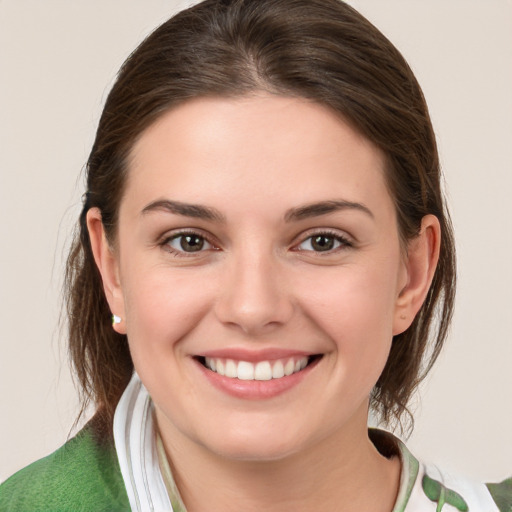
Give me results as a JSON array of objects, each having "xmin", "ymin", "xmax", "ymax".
[
  {"xmin": 204, "ymin": 356, "xmax": 310, "ymax": 381},
  {"xmin": 271, "ymin": 360, "xmax": 285, "ymax": 379},
  {"xmin": 237, "ymin": 361, "xmax": 255, "ymax": 380},
  {"xmin": 284, "ymin": 359, "xmax": 295, "ymax": 376},
  {"xmin": 254, "ymin": 361, "xmax": 272, "ymax": 381},
  {"xmin": 225, "ymin": 359, "xmax": 237, "ymax": 378}
]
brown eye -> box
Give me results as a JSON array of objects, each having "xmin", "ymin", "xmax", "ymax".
[
  {"xmin": 296, "ymin": 233, "xmax": 351, "ymax": 253},
  {"xmin": 181, "ymin": 235, "xmax": 204, "ymax": 251},
  {"xmin": 167, "ymin": 233, "xmax": 212, "ymax": 253},
  {"xmin": 311, "ymin": 235, "xmax": 335, "ymax": 251}
]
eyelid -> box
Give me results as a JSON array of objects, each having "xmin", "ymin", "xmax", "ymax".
[
  {"xmin": 291, "ymin": 228, "xmax": 354, "ymax": 252},
  {"xmin": 159, "ymin": 228, "xmax": 220, "ymax": 256}
]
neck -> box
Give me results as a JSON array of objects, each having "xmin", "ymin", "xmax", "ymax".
[{"xmin": 157, "ymin": 410, "xmax": 401, "ymax": 512}]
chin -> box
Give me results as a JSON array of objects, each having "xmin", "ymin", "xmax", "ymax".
[
  {"xmin": 209, "ymin": 437, "xmax": 302, "ymax": 463},
  {"xmin": 195, "ymin": 419, "xmax": 314, "ymax": 463}
]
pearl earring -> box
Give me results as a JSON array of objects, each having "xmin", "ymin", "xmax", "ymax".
[{"xmin": 112, "ymin": 314, "xmax": 122, "ymax": 326}]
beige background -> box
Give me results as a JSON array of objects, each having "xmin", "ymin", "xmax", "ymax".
[{"xmin": 1, "ymin": 0, "xmax": 511, "ymax": 483}]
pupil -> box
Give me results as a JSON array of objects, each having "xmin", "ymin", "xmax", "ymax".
[
  {"xmin": 181, "ymin": 235, "xmax": 204, "ymax": 252},
  {"xmin": 312, "ymin": 235, "xmax": 334, "ymax": 251}
]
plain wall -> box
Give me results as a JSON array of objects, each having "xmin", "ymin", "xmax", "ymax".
[{"xmin": 1, "ymin": 0, "xmax": 511, "ymax": 483}]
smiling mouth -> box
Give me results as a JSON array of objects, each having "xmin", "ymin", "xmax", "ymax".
[{"xmin": 197, "ymin": 355, "xmax": 322, "ymax": 381}]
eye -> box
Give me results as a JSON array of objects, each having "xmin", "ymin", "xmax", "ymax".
[
  {"xmin": 165, "ymin": 232, "xmax": 214, "ymax": 254},
  {"xmin": 296, "ymin": 232, "xmax": 351, "ymax": 253}
]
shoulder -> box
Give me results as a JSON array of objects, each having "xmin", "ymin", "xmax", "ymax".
[
  {"xmin": 370, "ymin": 429, "xmax": 512, "ymax": 512},
  {"xmin": 411, "ymin": 455, "xmax": 512, "ymax": 512},
  {"xmin": 486, "ymin": 477, "xmax": 512, "ymax": 512},
  {"xmin": 0, "ymin": 416, "xmax": 130, "ymax": 512},
  {"xmin": 419, "ymin": 465, "xmax": 512, "ymax": 512}
]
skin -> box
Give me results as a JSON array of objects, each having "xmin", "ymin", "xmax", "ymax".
[{"xmin": 88, "ymin": 94, "xmax": 440, "ymax": 511}]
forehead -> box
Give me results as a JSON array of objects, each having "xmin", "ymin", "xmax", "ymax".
[{"xmin": 123, "ymin": 94, "xmax": 391, "ymax": 218}]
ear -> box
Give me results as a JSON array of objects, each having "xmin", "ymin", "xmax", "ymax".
[
  {"xmin": 86, "ymin": 208, "xmax": 126, "ymax": 335},
  {"xmin": 393, "ymin": 214, "xmax": 441, "ymax": 335}
]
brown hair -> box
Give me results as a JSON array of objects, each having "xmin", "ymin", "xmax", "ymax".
[{"xmin": 66, "ymin": 0, "xmax": 456, "ymax": 430}]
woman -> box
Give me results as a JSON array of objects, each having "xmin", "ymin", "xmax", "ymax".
[{"xmin": 0, "ymin": 0, "xmax": 510, "ymax": 510}]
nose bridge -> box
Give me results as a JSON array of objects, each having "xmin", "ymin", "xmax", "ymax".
[{"xmin": 214, "ymin": 241, "xmax": 293, "ymax": 334}]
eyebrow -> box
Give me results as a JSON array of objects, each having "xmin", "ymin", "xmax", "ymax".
[
  {"xmin": 284, "ymin": 200, "xmax": 374, "ymax": 222},
  {"xmin": 141, "ymin": 198, "xmax": 373, "ymax": 223},
  {"xmin": 141, "ymin": 199, "xmax": 226, "ymax": 222}
]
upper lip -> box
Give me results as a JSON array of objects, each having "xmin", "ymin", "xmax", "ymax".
[{"xmin": 196, "ymin": 348, "xmax": 316, "ymax": 362}]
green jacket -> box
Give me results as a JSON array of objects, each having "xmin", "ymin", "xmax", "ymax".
[
  {"xmin": 0, "ymin": 419, "xmax": 129, "ymax": 512},
  {"xmin": 1, "ymin": 419, "xmax": 511, "ymax": 512}
]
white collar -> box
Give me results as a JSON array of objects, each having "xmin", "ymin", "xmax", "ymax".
[
  {"xmin": 113, "ymin": 373, "xmax": 172, "ymax": 512},
  {"xmin": 113, "ymin": 373, "xmax": 499, "ymax": 512}
]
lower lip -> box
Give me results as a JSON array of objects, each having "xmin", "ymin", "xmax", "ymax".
[{"xmin": 195, "ymin": 357, "xmax": 320, "ymax": 400}]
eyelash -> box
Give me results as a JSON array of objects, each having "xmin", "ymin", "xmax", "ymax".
[
  {"xmin": 160, "ymin": 230, "xmax": 218, "ymax": 258},
  {"xmin": 293, "ymin": 230, "xmax": 353, "ymax": 254},
  {"xmin": 160, "ymin": 229, "xmax": 353, "ymax": 257}
]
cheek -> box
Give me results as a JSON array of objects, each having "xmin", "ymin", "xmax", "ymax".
[
  {"xmin": 121, "ymin": 267, "xmax": 214, "ymax": 361},
  {"xmin": 300, "ymin": 262, "xmax": 399, "ymax": 334},
  {"xmin": 296, "ymin": 261, "xmax": 400, "ymax": 384}
]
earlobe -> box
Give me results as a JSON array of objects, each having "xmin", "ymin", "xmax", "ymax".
[
  {"xmin": 86, "ymin": 208, "xmax": 126, "ymax": 334},
  {"xmin": 393, "ymin": 214, "xmax": 441, "ymax": 335}
]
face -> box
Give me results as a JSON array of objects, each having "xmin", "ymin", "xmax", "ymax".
[{"xmin": 95, "ymin": 94, "xmax": 418, "ymax": 461}]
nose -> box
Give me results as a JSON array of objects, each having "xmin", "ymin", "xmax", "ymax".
[{"xmin": 214, "ymin": 250, "xmax": 294, "ymax": 336}]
